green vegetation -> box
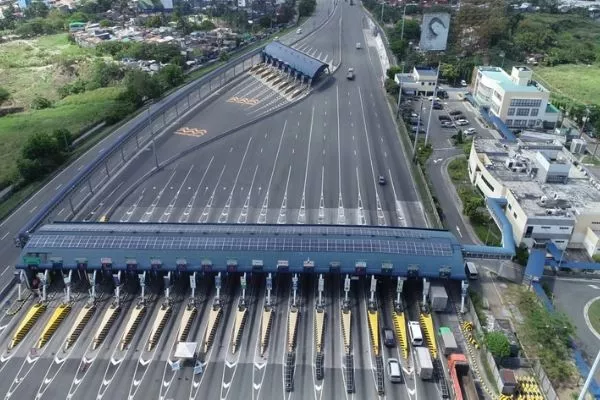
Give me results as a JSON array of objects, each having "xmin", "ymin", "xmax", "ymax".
[
  {"xmin": 485, "ymin": 331, "xmax": 511, "ymax": 358},
  {"xmin": 582, "ymin": 155, "xmax": 600, "ymax": 166},
  {"xmin": 448, "ymin": 158, "xmax": 502, "ymax": 246},
  {"xmin": 299, "ymin": 0, "xmax": 317, "ymax": 17},
  {"xmin": 469, "ymin": 289, "xmax": 488, "ymax": 328},
  {"xmin": 587, "ymin": 298, "xmax": 600, "ymax": 338},
  {"xmin": 516, "ymin": 289, "xmax": 577, "ymax": 387},
  {"xmin": 535, "ymin": 64, "xmax": 600, "ymax": 106},
  {"xmin": 0, "ymin": 87, "xmax": 122, "ymax": 186}
]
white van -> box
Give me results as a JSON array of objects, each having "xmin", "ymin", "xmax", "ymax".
[
  {"xmin": 408, "ymin": 321, "xmax": 423, "ymax": 346},
  {"xmin": 356, "ymin": 42, "xmax": 361, "ymax": 49},
  {"xmin": 465, "ymin": 261, "xmax": 479, "ymax": 280}
]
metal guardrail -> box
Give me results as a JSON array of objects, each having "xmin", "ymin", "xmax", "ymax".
[{"xmin": 17, "ymin": 47, "xmax": 264, "ymax": 246}]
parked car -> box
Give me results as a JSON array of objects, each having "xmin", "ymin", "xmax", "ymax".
[
  {"xmin": 356, "ymin": 42, "xmax": 362, "ymax": 49},
  {"xmin": 438, "ymin": 115, "xmax": 451, "ymax": 121},
  {"xmin": 408, "ymin": 119, "xmax": 421, "ymax": 126},
  {"xmin": 460, "ymin": 79, "xmax": 468, "ymax": 87},
  {"xmin": 464, "ymin": 128, "xmax": 477, "ymax": 135},
  {"xmin": 441, "ymin": 121, "xmax": 455, "ymax": 128},
  {"xmin": 347, "ymin": 68, "xmax": 355, "ymax": 80},
  {"xmin": 297, "ymin": 28, "xmax": 302, "ymax": 34},
  {"xmin": 411, "ymin": 126, "xmax": 425, "ymax": 133},
  {"xmin": 410, "ymin": 112, "xmax": 419, "ymax": 118},
  {"xmin": 427, "ymin": 96, "xmax": 441, "ymax": 102},
  {"xmin": 449, "ymin": 110, "xmax": 463, "ymax": 116},
  {"xmin": 432, "ymin": 102, "xmax": 443, "ymax": 110},
  {"xmin": 456, "ymin": 119, "xmax": 469, "ymax": 126}
]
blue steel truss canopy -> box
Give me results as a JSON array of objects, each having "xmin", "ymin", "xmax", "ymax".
[
  {"xmin": 18, "ymin": 223, "xmax": 467, "ymax": 279},
  {"xmin": 263, "ymin": 41, "xmax": 328, "ymax": 80}
]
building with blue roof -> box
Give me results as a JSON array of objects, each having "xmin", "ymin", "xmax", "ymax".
[
  {"xmin": 473, "ymin": 65, "xmax": 559, "ymax": 131},
  {"xmin": 262, "ymin": 41, "xmax": 329, "ymax": 82}
]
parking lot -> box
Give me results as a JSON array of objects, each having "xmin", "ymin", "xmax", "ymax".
[{"xmin": 403, "ymin": 87, "xmax": 499, "ymax": 150}]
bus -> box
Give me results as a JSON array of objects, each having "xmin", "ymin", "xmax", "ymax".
[
  {"xmin": 408, "ymin": 320, "xmax": 423, "ymax": 346},
  {"xmin": 465, "ymin": 262, "xmax": 479, "ymax": 280}
]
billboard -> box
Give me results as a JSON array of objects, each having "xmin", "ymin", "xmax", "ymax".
[{"xmin": 419, "ymin": 13, "xmax": 450, "ymax": 51}]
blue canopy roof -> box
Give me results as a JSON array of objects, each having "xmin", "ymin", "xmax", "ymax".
[{"xmin": 263, "ymin": 41, "xmax": 328, "ymax": 79}]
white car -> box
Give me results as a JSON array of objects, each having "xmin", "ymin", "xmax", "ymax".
[
  {"xmin": 460, "ymin": 80, "xmax": 468, "ymax": 87},
  {"xmin": 427, "ymin": 96, "xmax": 441, "ymax": 102},
  {"xmin": 296, "ymin": 28, "xmax": 302, "ymax": 34},
  {"xmin": 456, "ymin": 119, "xmax": 469, "ymax": 126},
  {"xmin": 410, "ymin": 112, "xmax": 419, "ymax": 118},
  {"xmin": 356, "ymin": 42, "xmax": 362, "ymax": 49},
  {"xmin": 464, "ymin": 128, "xmax": 477, "ymax": 135}
]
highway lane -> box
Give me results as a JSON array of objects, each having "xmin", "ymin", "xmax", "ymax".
[{"xmin": 0, "ymin": 0, "xmax": 335, "ymax": 283}]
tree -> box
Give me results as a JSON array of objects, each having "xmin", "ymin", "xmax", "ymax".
[
  {"xmin": 24, "ymin": 1, "xmax": 49, "ymax": 19},
  {"xmin": 87, "ymin": 61, "xmax": 124, "ymax": 90},
  {"xmin": 145, "ymin": 15, "xmax": 164, "ymax": 28},
  {"xmin": 515, "ymin": 243, "xmax": 529, "ymax": 266},
  {"xmin": 485, "ymin": 331, "xmax": 511, "ymax": 358},
  {"xmin": 52, "ymin": 128, "xmax": 73, "ymax": 151},
  {"xmin": 0, "ymin": 87, "xmax": 10, "ymax": 106},
  {"xmin": 394, "ymin": 19, "xmax": 420, "ymax": 41},
  {"xmin": 198, "ymin": 19, "xmax": 216, "ymax": 31},
  {"xmin": 99, "ymin": 19, "xmax": 111, "ymax": 28},
  {"xmin": 157, "ymin": 64, "xmax": 185, "ymax": 90},
  {"xmin": 386, "ymin": 66, "xmax": 403, "ymax": 81},
  {"xmin": 440, "ymin": 63, "xmax": 460, "ymax": 85},
  {"xmin": 389, "ymin": 38, "xmax": 406, "ymax": 58},
  {"xmin": 384, "ymin": 79, "xmax": 399, "ymax": 96},
  {"xmin": 119, "ymin": 70, "xmax": 163, "ymax": 107},
  {"xmin": 454, "ymin": 129, "xmax": 464, "ymax": 144},
  {"xmin": 18, "ymin": 132, "xmax": 66, "ymax": 182},
  {"xmin": 258, "ymin": 16, "xmax": 272, "ymax": 29},
  {"xmin": 0, "ymin": 3, "xmax": 16, "ymax": 29},
  {"xmin": 31, "ymin": 96, "xmax": 52, "ymax": 110}
]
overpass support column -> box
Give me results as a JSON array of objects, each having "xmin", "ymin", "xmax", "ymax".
[
  {"xmin": 395, "ymin": 277, "xmax": 405, "ymax": 310},
  {"xmin": 422, "ymin": 278, "xmax": 430, "ymax": 310},
  {"xmin": 266, "ymin": 273, "xmax": 273, "ymax": 307},
  {"xmin": 317, "ymin": 274, "xmax": 324, "ymax": 308},
  {"xmin": 18, "ymin": 270, "xmax": 26, "ymax": 301},
  {"xmin": 63, "ymin": 270, "xmax": 72, "ymax": 303},
  {"xmin": 88, "ymin": 271, "xmax": 97, "ymax": 301},
  {"xmin": 164, "ymin": 271, "xmax": 172, "ymax": 305},
  {"xmin": 292, "ymin": 274, "xmax": 298, "ymax": 307},
  {"xmin": 369, "ymin": 275, "xmax": 377, "ymax": 307},
  {"xmin": 240, "ymin": 273, "xmax": 247, "ymax": 306},
  {"xmin": 40, "ymin": 270, "xmax": 49, "ymax": 302},
  {"xmin": 190, "ymin": 272, "xmax": 197, "ymax": 305},
  {"xmin": 460, "ymin": 280, "xmax": 469, "ymax": 314},
  {"xmin": 113, "ymin": 271, "xmax": 122, "ymax": 306},
  {"xmin": 343, "ymin": 275, "xmax": 351, "ymax": 308},
  {"xmin": 215, "ymin": 272, "xmax": 222, "ymax": 306},
  {"xmin": 139, "ymin": 272, "xmax": 146, "ymax": 304}
]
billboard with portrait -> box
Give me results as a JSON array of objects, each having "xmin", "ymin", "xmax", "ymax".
[{"xmin": 419, "ymin": 13, "xmax": 451, "ymax": 51}]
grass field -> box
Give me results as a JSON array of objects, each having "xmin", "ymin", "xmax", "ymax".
[
  {"xmin": 588, "ymin": 298, "xmax": 600, "ymax": 338},
  {"xmin": 0, "ymin": 87, "xmax": 122, "ymax": 187},
  {"xmin": 534, "ymin": 64, "xmax": 600, "ymax": 106},
  {"xmin": 0, "ymin": 33, "xmax": 97, "ymax": 108}
]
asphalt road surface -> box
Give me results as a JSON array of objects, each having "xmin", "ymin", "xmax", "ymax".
[{"xmin": 81, "ymin": 0, "xmax": 426, "ymax": 229}]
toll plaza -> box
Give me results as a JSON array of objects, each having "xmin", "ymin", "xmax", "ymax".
[{"xmin": 8, "ymin": 222, "xmax": 519, "ymax": 399}]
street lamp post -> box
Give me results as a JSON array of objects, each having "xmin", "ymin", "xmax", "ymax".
[
  {"xmin": 395, "ymin": 62, "xmax": 406, "ymax": 119},
  {"xmin": 424, "ymin": 62, "xmax": 441, "ymax": 147},
  {"xmin": 412, "ymin": 99, "xmax": 425, "ymax": 160},
  {"xmin": 400, "ymin": 3, "xmax": 420, "ymax": 42}
]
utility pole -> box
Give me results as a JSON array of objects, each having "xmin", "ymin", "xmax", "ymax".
[
  {"xmin": 578, "ymin": 349, "xmax": 600, "ymax": 400},
  {"xmin": 395, "ymin": 62, "xmax": 406, "ymax": 119},
  {"xmin": 424, "ymin": 62, "xmax": 441, "ymax": 147}
]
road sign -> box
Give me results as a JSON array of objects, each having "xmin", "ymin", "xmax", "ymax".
[
  {"xmin": 240, "ymin": 275, "xmax": 246, "ymax": 288},
  {"xmin": 370, "ymin": 276, "xmax": 377, "ymax": 292},
  {"xmin": 189, "ymin": 275, "xmax": 196, "ymax": 289}
]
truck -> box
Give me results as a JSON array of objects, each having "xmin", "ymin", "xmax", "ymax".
[
  {"xmin": 448, "ymin": 353, "xmax": 480, "ymax": 400},
  {"xmin": 414, "ymin": 347, "xmax": 433, "ymax": 380},
  {"xmin": 429, "ymin": 285, "xmax": 448, "ymax": 311},
  {"xmin": 438, "ymin": 327, "xmax": 458, "ymax": 356}
]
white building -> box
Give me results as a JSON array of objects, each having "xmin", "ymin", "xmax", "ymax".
[
  {"xmin": 468, "ymin": 138, "xmax": 600, "ymax": 256},
  {"xmin": 394, "ymin": 67, "xmax": 438, "ymax": 96},
  {"xmin": 472, "ymin": 66, "xmax": 560, "ymax": 130}
]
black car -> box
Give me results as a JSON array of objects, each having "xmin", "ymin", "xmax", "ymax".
[
  {"xmin": 449, "ymin": 110, "xmax": 463, "ymax": 116},
  {"xmin": 383, "ymin": 328, "xmax": 396, "ymax": 347},
  {"xmin": 432, "ymin": 102, "xmax": 443, "ymax": 110},
  {"xmin": 378, "ymin": 175, "xmax": 387, "ymax": 185},
  {"xmin": 438, "ymin": 115, "xmax": 451, "ymax": 121}
]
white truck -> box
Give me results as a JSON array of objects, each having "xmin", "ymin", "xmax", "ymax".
[{"xmin": 415, "ymin": 347, "xmax": 434, "ymax": 380}]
